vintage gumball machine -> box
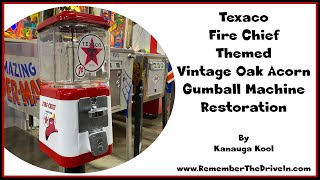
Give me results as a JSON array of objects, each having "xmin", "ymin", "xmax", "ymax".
[{"xmin": 36, "ymin": 11, "xmax": 113, "ymax": 169}]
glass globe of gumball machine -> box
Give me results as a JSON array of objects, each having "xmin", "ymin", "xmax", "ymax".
[{"xmin": 37, "ymin": 11, "xmax": 113, "ymax": 169}]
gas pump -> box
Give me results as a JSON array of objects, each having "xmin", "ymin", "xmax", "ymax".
[{"xmin": 36, "ymin": 11, "xmax": 113, "ymax": 169}]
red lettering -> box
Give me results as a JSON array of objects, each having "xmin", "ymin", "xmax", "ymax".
[
  {"xmin": 6, "ymin": 77, "xmax": 12, "ymax": 102},
  {"xmin": 41, "ymin": 101, "xmax": 56, "ymax": 110},
  {"xmin": 19, "ymin": 80, "xmax": 35, "ymax": 106},
  {"xmin": 10, "ymin": 79, "xmax": 20, "ymax": 105},
  {"xmin": 5, "ymin": 76, "xmax": 41, "ymax": 107},
  {"xmin": 42, "ymin": 101, "xmax": 46, "ymax": 107},
  {"xmin": 36, "ymin": 78, "xmax": 41, "ymax": 89},
  {"xmin": 30, "ymin": 80, "xmax": 40, "ymax": 106},
  {"xmin": 48, "ymin": 103, "xmax": 56, "ymax": 110}
]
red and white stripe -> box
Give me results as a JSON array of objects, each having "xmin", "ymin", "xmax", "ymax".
[{"xmin": 167, "ymin": 70, "xmax": 174, "ymax": 84}]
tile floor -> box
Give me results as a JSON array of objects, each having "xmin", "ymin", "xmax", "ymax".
[{"xmin": 4, "ymin": 113, "xmax": 163, "ymax": 173}]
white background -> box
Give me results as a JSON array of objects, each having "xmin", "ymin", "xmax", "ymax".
[{"xmin": 4, "ymin": 3, "xmax": 316, "ymax": 176}]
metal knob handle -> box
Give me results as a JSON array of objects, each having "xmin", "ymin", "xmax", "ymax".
[{"xmin": 88, "ymin": 107, "xmax": 108, "ymax": 118}]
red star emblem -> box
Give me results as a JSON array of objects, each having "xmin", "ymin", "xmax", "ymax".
[{"xmin": 81, "ymin": 38, "xmax": 102, "ymax": 65}]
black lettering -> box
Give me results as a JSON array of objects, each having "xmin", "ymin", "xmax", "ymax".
[
  {"xmin": 177, "ymin": 66, "xmax": 187, "ymax": 76},
  {"xmin": 183, "ymin": 83, "xmax": 192, "ymax": 94},
  {"xmin": 219, "ymin": 13, "xmax": 269, "ymax": 22},
  {"xmin": 237, "ymin": 66, "xmax": 246, "ymax": 76},
  {"xmin": 252, "ymin": 15, "xmax": 259, "ymax": 22},
  {"xmin": 234, "ymin": 15, "xmax": 242, "ymax": 22},
  {"xmin": 242, "ymin": 29, "xmax": 251, "ymax": 40},
  {"xmin": 201, "ymin": 102, "xmax": 209, "ymax": 112},
  {"xmin": 219, "ymin": 12, "xmax": 227, "ymax": 21}
]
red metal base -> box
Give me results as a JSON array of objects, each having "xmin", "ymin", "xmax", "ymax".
[
  {"xmin": 143, "ymin": 98, "xmax": 162, "ymax": 115},
  {"xmin": 39, "ymin": 85, "xmax": 111, "ymax": 168},
  {"xmin": 39, "ymin": 141, "xmax": 113, "ymax": 168}
]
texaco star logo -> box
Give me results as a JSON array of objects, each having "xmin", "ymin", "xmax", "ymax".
[{"xmin": 76, "ymin": 34, "xmax": 106, "ymax": 77}]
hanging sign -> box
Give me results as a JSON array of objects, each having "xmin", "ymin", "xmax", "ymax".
[{"xmin": 4, "ymin": 55, "xmax": 40, "ymax": 117}]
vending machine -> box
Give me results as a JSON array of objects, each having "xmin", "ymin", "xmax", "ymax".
[
  {"xmin": 133, "ymin": 53, "xmax": 168, "ymax": 103},
  {"xmin": 36, "ymin": 11, "xmax": 113, "ymax": 168},
  {"xmin": 132, "ymin": 53, "xmax": 168, "ymax": 156},
  {"xmin": 109, "ymin": 48, "xmax": 135, "ymax": 113},
  {"xmin": 109, "ymin": 48, "xmax": 135, "ymax": 161}
]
